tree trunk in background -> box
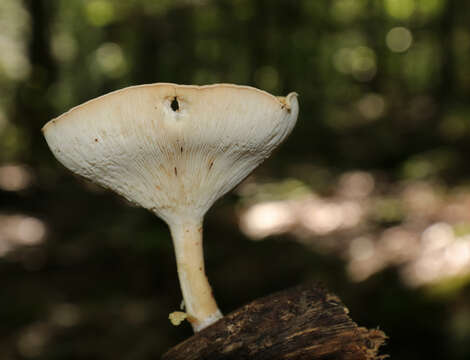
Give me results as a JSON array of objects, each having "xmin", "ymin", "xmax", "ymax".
[{"xmin": 162, "ymin": 283, "xmax": 387, "ymax": 360}]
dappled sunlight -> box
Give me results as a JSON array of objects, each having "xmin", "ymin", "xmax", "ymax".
[
  {"xmin": 238, "ymin": 172, "xmax": 470, "ymax": 288},
  {"xmin": 298, "ymin": 198, "xmax": 363, "ymax": 235},
  {"xmin": 337, "ymin": 171, "xmax": 375, "ymax": 199},
  {"xmin": 240, "ymin": 200, "xmax": 297, "ymax": 240},
  {"xmin": 0, "ymin": 163, "xmax": 33, "ymax": 192},
  {"xmin": 402, "ymin": 225, "xmax": 470, "ymax": 287},
  {"xmin": 0, "ymin": 214, "xmax": 47, "ymax": 256},
  {"xmin": 2, "ymin": 0, "xmax": 470, "ymax": 358}
]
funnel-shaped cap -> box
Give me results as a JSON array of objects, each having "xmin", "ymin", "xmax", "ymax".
[{"xmin": 43, "ymin": 83, "xmax": 298, "ymax": 224}]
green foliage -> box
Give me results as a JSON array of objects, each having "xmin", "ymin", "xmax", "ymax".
[{"xmin": 1, "ymin": 0, "xmax": 470, "ymax": 359}]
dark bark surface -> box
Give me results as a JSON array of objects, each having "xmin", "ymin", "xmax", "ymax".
[{"xmin": 163, "ymin": 284, "xmax": 387, "ymax": 360}]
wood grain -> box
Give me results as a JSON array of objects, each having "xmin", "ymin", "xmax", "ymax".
[{"xmin": 162, "ymin": 283, "xmax": 387, "ymax": 360}]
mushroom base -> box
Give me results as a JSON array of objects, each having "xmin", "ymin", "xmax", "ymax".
[{"xmin": 192, "ymin": 309, "xmax": 223, "ymax": 332}]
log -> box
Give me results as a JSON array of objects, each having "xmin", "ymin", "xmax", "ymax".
[{"xmin": 162, "ymin": 283, "xmax": 387, "ymax": 360}]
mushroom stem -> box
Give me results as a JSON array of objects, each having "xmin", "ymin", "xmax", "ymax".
[{"xmin": 169, "ymin": 217, "xmax": 222, "ymax": 332}]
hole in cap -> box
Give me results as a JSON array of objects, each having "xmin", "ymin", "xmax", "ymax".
[{"xmin": 171, "ymin": 97, "xmax": 179, "ymax": 111}]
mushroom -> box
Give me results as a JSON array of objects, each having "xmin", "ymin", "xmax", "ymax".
[{"xmin": 42, "ymin": 83, "xmax": 299, "ymax": 332}]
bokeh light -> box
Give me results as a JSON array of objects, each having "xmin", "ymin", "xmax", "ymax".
[
  {"xmin": 94, "ymin": 42, "xmax": 127, "ymax": 78},
  {"xmin": 238, "ymin": 172, "xmax": 470, "ymax": 288},
  {"xmin": 0, "ymin": 164, "xmax": 32, "ymax": 191},
  {"xmin": 386, "ymin": 27, "xmax": 413, "ymax": 53},
  {"xmin": 384, "ymin": 0, "xmax": 416, "ymax": 20},
  {"xmin": 2, "ymin": 0, "xmax": 470, "ymax": 358},
  {"xmin": 0, "ymin": 214, "xmax": 46, "ymax": 254}
]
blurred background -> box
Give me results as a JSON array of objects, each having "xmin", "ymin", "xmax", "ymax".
[{"xmin": 1, "ymin": 0, "xmax": 470, "ymax": 358}]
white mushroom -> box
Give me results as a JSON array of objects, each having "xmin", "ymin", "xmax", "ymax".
[{"xmin": 42, "ymin": 83, "xmax": 299, "ymax": 332}]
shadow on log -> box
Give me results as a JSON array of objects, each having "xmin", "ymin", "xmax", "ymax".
[{"xmin": 163, "ymin": 283, "xmax": 387, "ymax": 360}]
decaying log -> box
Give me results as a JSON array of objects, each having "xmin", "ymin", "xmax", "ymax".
[{"xmin": 163, "ymin": 283, "xmax": 387, "ymax": 360}]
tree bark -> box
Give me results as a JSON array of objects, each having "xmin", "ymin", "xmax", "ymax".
[{"xmin": 162, "ymin": 283, "xmax": 387, "ymax": 360}]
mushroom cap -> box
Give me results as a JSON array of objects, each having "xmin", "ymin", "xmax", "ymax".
[{"xmin": 43, "ymin": 83, "xmax": 298, "ymax": 224}]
